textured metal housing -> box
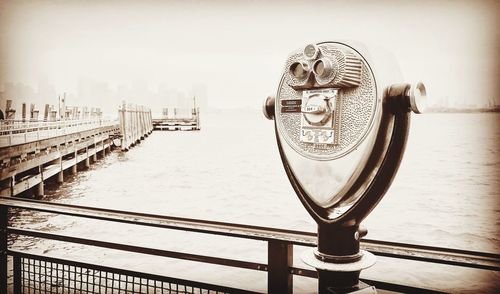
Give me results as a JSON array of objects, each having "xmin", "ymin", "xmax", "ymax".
[{"xmin": 276, "ymin": 42, "xmax": 378, "ymax": 161}]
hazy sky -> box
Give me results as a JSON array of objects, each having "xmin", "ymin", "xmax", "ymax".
[{"xmin": 0, "ymin": 0, "xmax": 498, "ymax": 109}]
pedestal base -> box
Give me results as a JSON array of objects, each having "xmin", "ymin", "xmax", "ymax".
[{"xmin": 302, "ymin": 249, "xmax": 376, "ymax": 294}]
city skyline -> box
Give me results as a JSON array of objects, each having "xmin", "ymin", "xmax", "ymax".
[{"xmin": 0, "ymin": 79, "xmax": 208, "ymax": 118}]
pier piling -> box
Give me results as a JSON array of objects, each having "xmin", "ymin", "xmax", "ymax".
[
  {"xmin": 85, "ymin": 147, "xmax": 91, "ymax": 168},
  {"xmin": 57, "ymin": 158, "xmax": 64, "ymax": 184},
  {"xmin": 119, "ymin": 102, "xmax": 153, "ymax": 151},
  {"xmin": 72, "ymin": 151, "xmax": 78, "ymax": 175},
  {"xmin": 36, "ymin": 166, "xmax": 44, "ymax": 197}
]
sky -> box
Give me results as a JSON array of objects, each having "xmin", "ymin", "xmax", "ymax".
[{"xmin": 0, "ymin": 0, "xmax": 498, "ymax": 113}]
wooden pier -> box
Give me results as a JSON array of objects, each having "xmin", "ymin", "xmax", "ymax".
[
  {"xmin": 152, "ymin": 107, "xmax": 200, "ymax": 131},
  {"xmin": 0, "ymin": 100, "xmax": 153, "ymax": 197},
  {"xmin": 0, "ymin": 118, "xmax": 120, "ymax": 197},
  {"xmin": 152, "ymin": 97, "xmax": 200, "ymax": 131}
]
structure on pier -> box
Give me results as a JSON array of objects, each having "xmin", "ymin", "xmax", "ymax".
[
  {"xmin": 152, "ymin": 97, "xmax": 200, "ymax": 131},
  {"xmin": 1, "ymin": 96, "xmax": 102, "ymax": 123}
]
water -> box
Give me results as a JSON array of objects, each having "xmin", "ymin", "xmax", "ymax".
[{"xmin": 10, "ymin": 111, "xmax": 500, "ymax": 293}]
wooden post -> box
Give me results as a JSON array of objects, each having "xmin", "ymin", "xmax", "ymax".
[
  {"xmin": 142, "ymin": 106, "xmax": 146, "ymax": 138},
  {"xmin": 50, "ymin": 108, "xmax": 57, "ymax": 121},
  {"xmin": 30, "ymin": 104, "xmax": 35, "ymax": 120},
  {"xmin": 57, "ymin": 156, "xmax": 64, "ymax": 183},
  {"xmin": 85, "ymin": 147, "xmax": 90, "ymax": 168},
  {"xmin": 130, "ymin": 105, "xmax": 133, "ymax": 143},
  {"xmin": 268, "ymin": 241, "xmax": 293, "ymax": 294},
  {"xmin": 36, "ymin": 166, "xmax": 44, "ymax": 197},
  {"xmin": 139, "ymin": 106, "xmax": 144, "ymax": 139},
  {"xmin": 0, "ymin": 204, "xmax": 8, "ymax": 294},
  {"xmin": 60, "ymin": 93, "xmax": 66, "ymax": 120},
  {"xmin": 150, "ymin": 109, "xmax": 153, "ymax": 133},
  {"xmin": 128, "ymin": 104, "xmax": 132, "ymax": 146},
  {"xmin": 72, "ymin": 151, "xmax": 78, "ymax": 174},
  {"xmin": 10, "ymin": 176, "xmax": 15, "ymax": 197},
  {"xmin": 134, "ymin": 106, "xmax": 137, "ymax": 141},
  {"xmin": 133, "ymin": 105, "xmax": 137, "ymax": 143},
  {"xmin": 139, "ymin": 106, "xmax": 142, "ymax": 138},
  {"xmin": 196, "ymin": 107, "xmax": 200, "ymax": 130},
  {"xmin": 127, "ymin": 104, "xmax": 131, "ymax": 146},
  {"xmin": 126, "ymin": 104, "xmax": 130, "ymax": 148},
  {"xmin": 22, "ymin": 103, "xmax": 27, "ymax": 122},
  {"xmin": 119, "ymin": 101, "xmax": 127, "ymax": 150},
  {"xmin": 6, "ymin": 100, "xmax": 16, "ymax": 119},
  {"xmin": 44, "ymin": 104, "xmax": 50, "ymax": 121},
  {"xmin": 147, "ymin": 108, "xmax": 150, "ymax": 133},
  {"xmin": 143, "ymin": 107, "xmax": 147, "ymax": 136},
  {"xmin": 92, "ymin": 137, "xmax": 98, "ymax": 162}
]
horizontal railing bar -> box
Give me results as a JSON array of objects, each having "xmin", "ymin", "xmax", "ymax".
[
  {"xmin": 8, "ymin": 227, "xmax": 269, "ymax": 273},
  {"xmin": 362, "ymin": 240, "xmax": 500, "ymax": 271},
  {"xmin": 8, "ymin": 250, "xmax": 262, "ymax": 294},
  {"xmin": 0, "ymin": 196, "xmax": 316, "ymax": 245},
  {"xmin": 363, "ymin": 238, "xmax": 499, "ymax": 260},
  {"xmin": 2, "ymin": 197, "xmax": 499, "ymax": 271},
  {"xmin": 289, "ymin": 267, "xmax": 316, "ymax": 278}
]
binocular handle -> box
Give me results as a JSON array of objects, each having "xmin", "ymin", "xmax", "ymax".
[{"xmin": 263, "ymin": 95, "xmax": 275, "ymax": 120}]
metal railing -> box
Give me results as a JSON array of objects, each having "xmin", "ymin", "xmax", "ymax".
[
  {"xmin": 0, "ymin": 118, "xmax": 119, "ymax": 148},
  {"xmin": 0, "ymin": 118, "xmax": 116, "ymax": 131},
  {"xmin": 1, "ymin": 196, "xmax": 499, "ymax": 293}
]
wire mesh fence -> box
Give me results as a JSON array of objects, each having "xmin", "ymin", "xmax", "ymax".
[{"xmin": 14, "ymin": 253, "xmax": 241, "ymax": 294}]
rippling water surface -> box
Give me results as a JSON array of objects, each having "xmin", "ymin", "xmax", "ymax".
[{"xmin": 10, "ymin": 111, "xmax": 500, "ymax": 293}]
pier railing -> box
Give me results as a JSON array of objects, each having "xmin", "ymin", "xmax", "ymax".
[
  {"xmin": 0, "ymin": 118, "xmax": 119, "ymax": 148},
  {"xmin": 1, "ymin": 197, "xmax": 499, "ymax": 293}
]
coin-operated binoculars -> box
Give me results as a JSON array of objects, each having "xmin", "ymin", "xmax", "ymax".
[{"xmin": 263, "ymin": 41, "xmax": 426, "ymax": 293}]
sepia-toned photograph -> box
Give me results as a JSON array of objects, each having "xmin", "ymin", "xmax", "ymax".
[{"xmin": 0, "ymin": 0, "xmax": 498, "ymax": 293}]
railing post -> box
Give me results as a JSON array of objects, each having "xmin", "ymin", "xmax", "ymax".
[
  {"xmin": 1, "ymin": 204, "xmax": 8, "ymax": 294},
  {"xmin": 268, "ymin": 240, "xmax": 293, "ymax": 294},
  {"xmin": 13, "ymin": 255, "xmax": 21, "ymax": 294}
]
